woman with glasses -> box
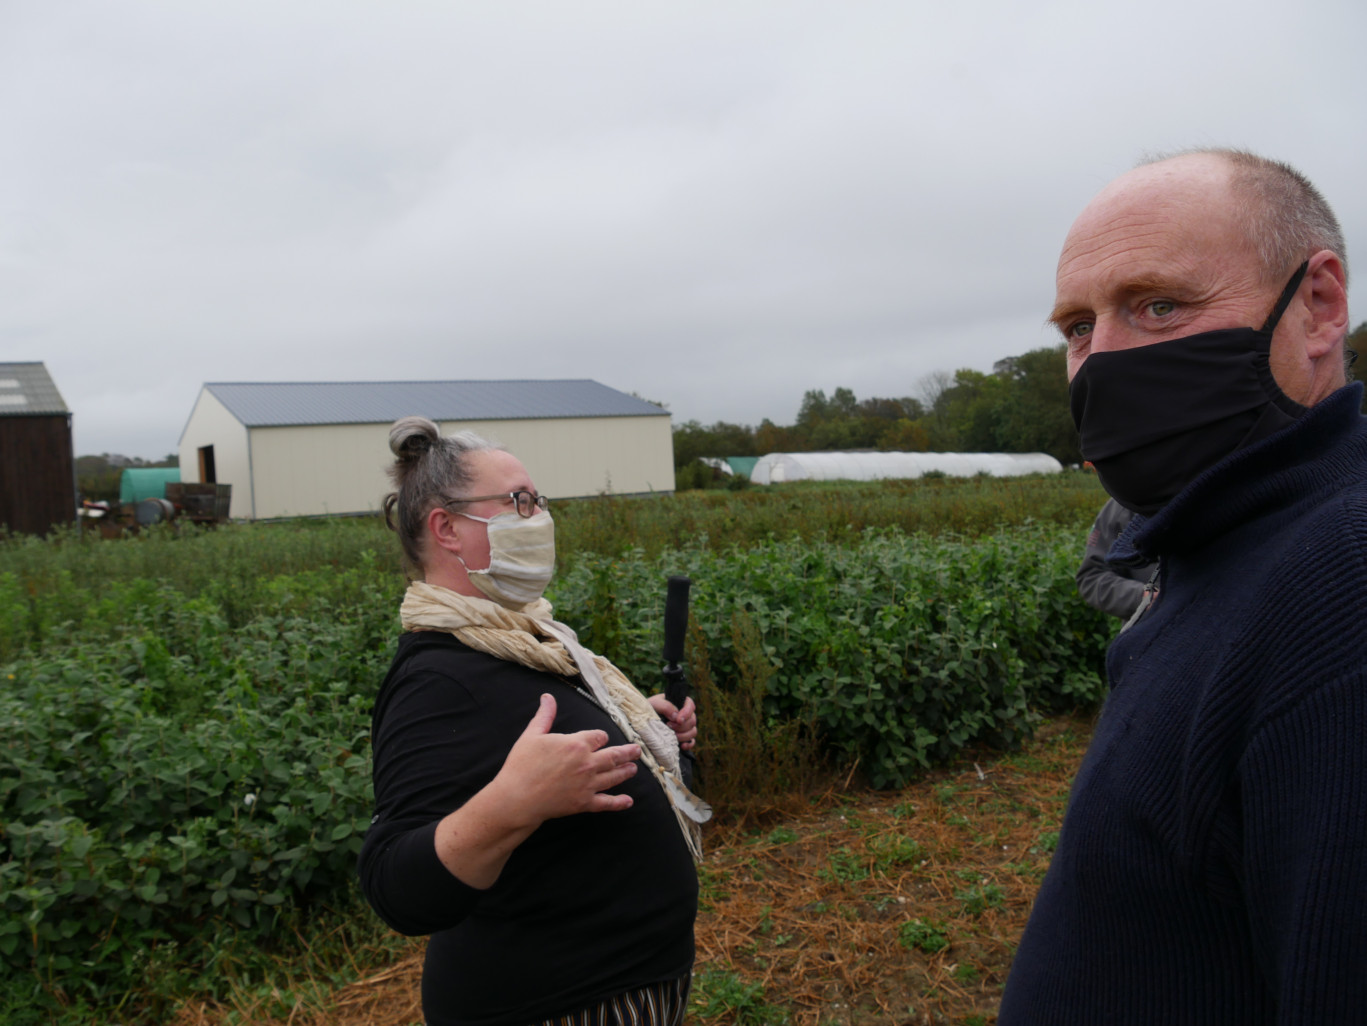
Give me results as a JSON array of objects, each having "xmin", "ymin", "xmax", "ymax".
[{"xmin": 358, "ymin": 416, "xmax": 708, "ymax": 1026}]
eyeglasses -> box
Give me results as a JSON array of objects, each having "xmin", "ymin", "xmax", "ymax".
[{"xmin": 444, "ymin": 490, "xmax": 549, "ymax": 518}]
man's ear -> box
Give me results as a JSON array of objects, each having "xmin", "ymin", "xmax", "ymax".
[
  {"xmin": 427, "ymin": 505, "xmax": 463, "ymax": 557},
  {"xmin": 1301, "ymin": 250, "xmax": 1350, "ymax": 359}
]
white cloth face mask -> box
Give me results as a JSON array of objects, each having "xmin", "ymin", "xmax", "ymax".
[{"xmin": 455, "ymin": 510, "xmax": 556, "ymax": 608}]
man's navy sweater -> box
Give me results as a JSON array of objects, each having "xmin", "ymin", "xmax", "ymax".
[{"xmin": 1000, "ymin": 383, "xmax": 1367, "ymax": 1024}]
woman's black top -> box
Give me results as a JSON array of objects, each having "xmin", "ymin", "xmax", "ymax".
[{"xmin": 357, "ymin": 631, "xmax": 698, "ymax": 1026}]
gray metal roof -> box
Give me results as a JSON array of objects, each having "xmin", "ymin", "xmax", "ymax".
[
  {"xmin": 0, "ymin": 362, "xmax": 69, "ymax": 417},
  {"xmin": 203, "ymin": 379, "xmax": 669, "ymax": 428}
]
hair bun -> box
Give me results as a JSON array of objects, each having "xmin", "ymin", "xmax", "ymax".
[{"xmin": 389, "ymin": 416, "xmax": 440, "ymax": 459}]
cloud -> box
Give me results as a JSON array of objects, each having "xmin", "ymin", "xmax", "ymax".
[{"xmin": 1, "ymin": 0, "xmax": 1364, "ymax": 454}]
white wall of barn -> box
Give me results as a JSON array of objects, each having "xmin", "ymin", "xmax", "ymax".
[
  {"xmin": 248, "ymin": 422, "xmax": 391, "ymax": 519},
  {"xmin": 233, "ymin": 414, "xmax": 672, "ymax": 519},
  {"xmin": 177, "ymin": 389, "xmax": 253, "ymax": 518},
  {"xmin": 446, "ymin": 415, "xmax": 674, "ymax": 500}
]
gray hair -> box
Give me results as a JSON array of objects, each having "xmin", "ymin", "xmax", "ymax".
[
  {"xmin": 382, "ymin": 416, "xmax": 499, "ymax": 574},
  {"xmin": 1145, "ymin": 148, "xmax": 1348, "ymax": 286}
]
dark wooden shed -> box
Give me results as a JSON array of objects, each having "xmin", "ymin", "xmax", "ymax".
[{"xmin": 0, "ymin": 363, "xmax": 75, "ymax": 535}]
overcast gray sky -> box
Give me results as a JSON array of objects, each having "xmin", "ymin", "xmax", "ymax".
[{"xmin": 4, "ymin": 0, "xmax": 1365, "ymax": 459}]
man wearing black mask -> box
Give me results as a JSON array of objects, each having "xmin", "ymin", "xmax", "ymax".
[{"xmin": 999, "ymin": 150, "xmax": 1363, "ymax": 1025}]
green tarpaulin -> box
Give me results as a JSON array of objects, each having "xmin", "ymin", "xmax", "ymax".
[
  {"xmin": 119, "ymin": 468, "xmax": 180, "ymax": 504},
  {"xmin": 725, "ymin": 456, "xmax": 759, "ymax": 479}
]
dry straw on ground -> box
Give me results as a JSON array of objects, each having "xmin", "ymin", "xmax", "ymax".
[{"xmin": 170, "ymin": 716, "xmax": 1092, "ymax": 1026}]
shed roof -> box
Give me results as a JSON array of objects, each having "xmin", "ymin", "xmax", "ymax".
[
  {"xmin": 201, "ymin": 379, "xmax": 668, "ymax": 429},
  {"xmin": 0, "ymin": 363, "xmax": 69, "ymax": 417}
]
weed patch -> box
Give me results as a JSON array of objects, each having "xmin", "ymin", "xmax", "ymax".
[
  {"xmin": 956, "ymin": 884, "xmax": 1006, "ymax": 917},
  {"xmin": 898, "ymin": 918, "xmax": 950, "ymax": 954},
  {"xmin": 690, "ymin": 968, "xmax": 788, "ymax": 1025}
]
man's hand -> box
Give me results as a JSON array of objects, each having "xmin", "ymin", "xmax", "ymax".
[{"xmin": 648, "ymin": 694, "xmax": 697, "ymax": 751}]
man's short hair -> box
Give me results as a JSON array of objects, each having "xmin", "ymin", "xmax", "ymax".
[{"xmin": 1145, "ymin": 148, "xmax": 1348, "ymax": 287}]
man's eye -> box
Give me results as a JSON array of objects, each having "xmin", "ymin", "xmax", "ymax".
[
  {"xmin": 1067, "ymin": 321, "xmax": 1093, "ymax": 339},
  {"xmin": 1148, "ymin": 299, "xmax": 1175, "ymax": 317}
]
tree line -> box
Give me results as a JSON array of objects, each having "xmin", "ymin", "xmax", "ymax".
[
  {"xmin": 673, "ymin": 343, "xmax": 1079, "ymax": 482},
  {"xmin": 676, "ymin": 322, "xmax": 1367, "ymax": 487}
]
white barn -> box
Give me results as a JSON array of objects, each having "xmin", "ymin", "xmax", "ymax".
[
  {"xmin": 178, "ymin": 380, "xmax": 673, "ymax": 520},
  {"xmin": 750, "ymin": 450, "xmax": 1062, "ymax": 485}
]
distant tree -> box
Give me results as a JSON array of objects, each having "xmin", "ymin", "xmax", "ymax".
[
  {"xmin": 915, "ymin": 371, "xmax": 955, "ymax": 446},
  {"xmin": 808, "ymin": 418, "xmax": 863, "ymax": 450},
  {"xmin": 755, "ymin": 418, "xmax": 803, "ymax": 454},
  {"xmin": 991, "ymin": 355, "xmax": 1019, "ymax": 377},
  {"xmin": 788, "ymin": 387, "xmax": 923, "ymax": 451},
  {"xmin": 994, "ymin": 344, "xmax": 1080, "ymax": 464},
  {"xmin": 858, "ymin": 396, "xmax": 922, "ymax": 421},
  {"xmin": 796, "ymin": 389, "xmax": 830, "ymax": 428},
  {"xmin": 669, "ymin": 347, "xmax": 1084, "ymax": 470},
  {"xmin": 74, "ymin": 455, "xmax": 122, "ymax": 504},
  {"xmin": 674, "ymin": 459, "xmax": 717, "ymax": 491},
  {"xmin": 940, "ymin": 369, "xmax": 1011, "ymax": 451},
  {"xmin": 711, "ymin": 422, "xmax": 757, "ymax": 456},
  {"xmin": 917, "ymin": 345, "xmax": 1078, "ymax": 463},
  {"xmin": 876, "ymin": 418, "xmax": 930, "ymax": 451},
  {"xmin": 671, "ymin": 419, "xmax": 756, "ymax": 470},
  {"xmin": 829, "ymin": 386, "xmax": 859, "ymax": 420},
  {"xmin": 915, "ymin": 370, "xmax": 953, "ymax": 413},
  {"xmin": 672, "ymin": 420, "xmax": 713, "ymax": 470}
]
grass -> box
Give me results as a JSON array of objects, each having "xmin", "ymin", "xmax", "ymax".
[
  {"xmin": 553, "ymin": 472, "xmax": 1108, "ymax": 560},
  {"xmin": 1, "ymin": 470, "xmax": 1108, "ymax": 595},
  {"xmin": 158, "ymin": 714, "xmax": 1093, "ymax": 1026}
]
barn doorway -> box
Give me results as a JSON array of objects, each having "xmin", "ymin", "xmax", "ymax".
[{"xmin": 198, "ymin": 445, "xmax": 217, "ymax": 483}]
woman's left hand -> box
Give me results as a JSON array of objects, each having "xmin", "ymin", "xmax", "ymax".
[{"xmin": 648, "ymin": 694, "xmax": 697, "ymax": 751}]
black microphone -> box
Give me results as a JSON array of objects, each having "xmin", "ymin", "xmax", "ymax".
[
  {"xmin": 663, "ymin": 575, "xmax": 692, "ymax": 672},
  {"xmin": 662, "ymin": 576, "xmax": 691, "ymax": 710},
  {"xmin": 661, "ymin": 575, "xmax": 695, "ymax": 787}
]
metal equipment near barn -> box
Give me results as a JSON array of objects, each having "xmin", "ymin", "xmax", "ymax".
[
  {"xmin": 165, "ymin": 482, "xmax": 232, "ymax": 525},
  {"xmin": 125, "ymin": 483, "xmax": 233, "ymax": 528},
  {"xmin": 120, "ymin": 467, "xmax": 181, "ymax": 528},
  {"xmin": 79, "ymin": 480, "xmax": 233, "ymax": 535}
]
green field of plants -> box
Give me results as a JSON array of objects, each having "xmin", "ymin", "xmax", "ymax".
[{"xmin": 0, "ymin": 472, "xmax": 1113, "ymax": 1023}]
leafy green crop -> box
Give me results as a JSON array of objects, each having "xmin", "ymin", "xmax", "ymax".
[
  {"xmin": 0, "ymin": 484, "xmax": 1114, "ymax": 1013},
  {"xmin": 552, "ymin": 525, "xmax": 1111, "ymax": 788},
  {"xmin": 0, "ymin": 572, "xmax": 401, "ymax": 1001}
]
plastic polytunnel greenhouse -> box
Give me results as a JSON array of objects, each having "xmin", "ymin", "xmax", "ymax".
[{"xmin": 748, "ymin": 451, "xmax": 1063, "ymax": 485}]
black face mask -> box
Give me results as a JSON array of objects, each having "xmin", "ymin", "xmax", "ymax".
[{"xmin": 1068, "ymin": 262, "xmax": 1310, "ymax": 516}]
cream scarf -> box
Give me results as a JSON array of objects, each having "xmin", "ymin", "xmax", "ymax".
[{"xmin": 400, "ymin": 581, "xmax": 710, "ymax": 860}]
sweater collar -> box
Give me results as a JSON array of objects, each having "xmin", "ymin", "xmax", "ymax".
[{"xmin": 1113, "ymin": 382, "xmax": 1367, "ymax": 562}]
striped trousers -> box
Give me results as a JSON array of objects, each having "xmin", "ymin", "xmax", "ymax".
[{"xmin": 531, "ymin": 975, "xmax": 691, "ymax": 1026}]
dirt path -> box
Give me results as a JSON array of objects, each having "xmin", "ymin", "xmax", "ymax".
[{"xmin": 173, "ymin": 716, "xmax": 1092, "ymax": 1026}]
